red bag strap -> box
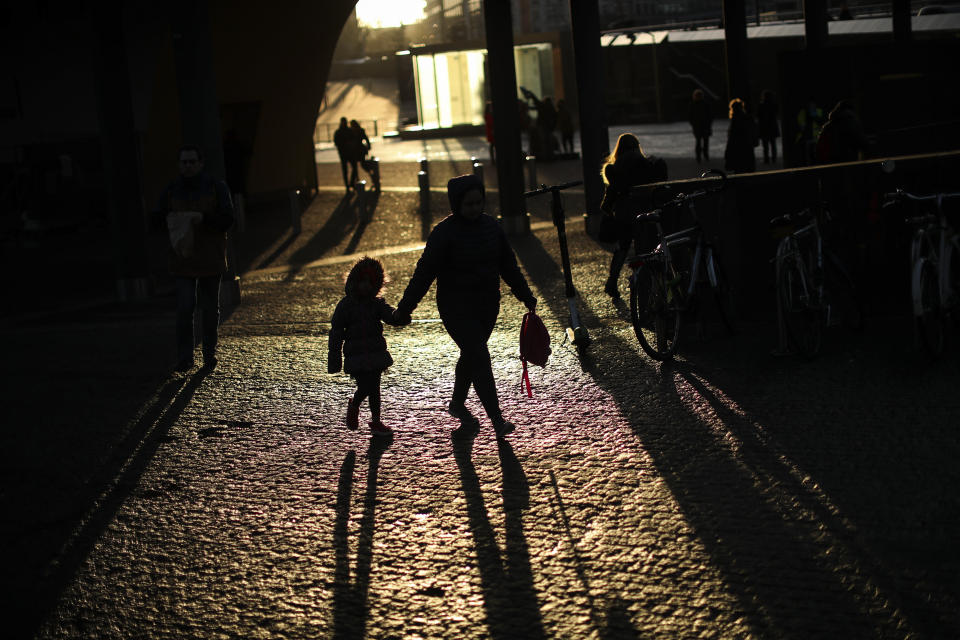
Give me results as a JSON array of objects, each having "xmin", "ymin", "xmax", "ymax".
[{"xmin": 520, "ymin": 312, "xmax": 533, "ymax": 397}]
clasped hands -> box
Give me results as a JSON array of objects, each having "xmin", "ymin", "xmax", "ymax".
[{"xmin": 392, "ymin": 297, "xmax": 536, "ymax": 326}]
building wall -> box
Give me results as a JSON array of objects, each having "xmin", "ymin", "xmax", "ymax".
[{"xmin": 2, "ymin": 0, "xmax": 358, "ymax": 217}]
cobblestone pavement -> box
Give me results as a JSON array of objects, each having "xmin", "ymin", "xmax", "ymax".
[{"xmin": 4, "ymin": 167, "xmax": 960, "ymax": 639}]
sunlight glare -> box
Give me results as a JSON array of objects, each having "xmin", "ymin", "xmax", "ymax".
[{"xmin": 355, "ymin": 0, "xmax": 426, "ymax": 28}]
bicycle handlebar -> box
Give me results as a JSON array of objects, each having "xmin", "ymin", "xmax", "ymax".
[
  {"xmin": 883, "ymin": 189, "xmax": 960, "ymax": 208},
  {"xmin": 523, "ymin": 180, "xmax": 583, "ymax": 198}
]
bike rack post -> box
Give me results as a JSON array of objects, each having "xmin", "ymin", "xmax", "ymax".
[
  {"xmin": 418, "ymin": 170, "xmax": 430, "ymax": 216},
  {"xmin": 369, "ymin": 156, "xmax": 380, "ymax": 191},
  {"xmin": 288, "ymin": 188, "xmax": 301, "ymax": 234},
  {"xmin": 356, "ymin": 180, "xmax": 368, "ymax": 223},
  {"xmin": 524, "ymin": 155, "xmax": 537, "ymax": 191},
  {"xmin": 233, "ymin": 192, "xmax": 246, "ymax": 233}
]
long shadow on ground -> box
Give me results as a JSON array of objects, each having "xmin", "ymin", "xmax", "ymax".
[
  {"xmin": 453, "ymin": 435, "xmax": 546, "ymax": 640},
  {"xmin": 512, "ymin": 230, "xmax": 959, "ymax": 637},
  {"xmin": 12, "ymin": 368, "xmax": 212, "ymax": 638},
  {"xmin": 332, "ymin": 436, "xmax": 392, "ymax": 639}
]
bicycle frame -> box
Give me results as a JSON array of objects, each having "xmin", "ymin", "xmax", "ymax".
[{"xmin": 779, "ymin": 215, "xmax": 823, "ymax": 311}]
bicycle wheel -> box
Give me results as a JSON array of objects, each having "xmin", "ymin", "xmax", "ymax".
[
  {"xmin": 708, "ymin": 250, "xmax": 737, "ymax": 334},
  {"xmin": 630, "ymin": 265, "xmax": 681, "ymax": 360},
  {"xmin": 823, "ymin": 251, "xmax": 864, "ymax": 332},
  {"xmin": 778, "ymin": 251, "xmax": 822, "ymax": 358},
  {"xmin": 914, "ymin": 258, "xmax": 945, "ymax": 357}
]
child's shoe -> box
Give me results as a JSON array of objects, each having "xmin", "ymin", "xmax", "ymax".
[
  {"xmin": 346, "ymin": 400, "xmax": 360, "ymax": 430},
  {"xmin": 370, "ymin": 420, "xmax": 392, "ymax": 437}
]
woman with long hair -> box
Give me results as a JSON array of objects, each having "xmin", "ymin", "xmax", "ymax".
[{"xmin": 600, "ymin": 133, "xmax": 663, "ymax": 298}]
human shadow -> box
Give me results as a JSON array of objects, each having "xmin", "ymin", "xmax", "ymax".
[
  {"xmin": 453, "ymin": 436, "xmax": 546, "ymax": 639},
  {"xmin": 285, "ymin": 194, "xmax": 356, "ymax": 268},
  {"xmin": 331, "ymin": 435, "xmax": 392, "ymax": 640},
  {"xmin": 20, "ymin": 367, "xmax": 212, "ymax": 638},
  {"xmin": 342, "ymin": 189, "xmax": 381, "ymax": 256}
]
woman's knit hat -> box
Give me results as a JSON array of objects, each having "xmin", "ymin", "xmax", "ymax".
[{"xmin": 447, "ymin": 174, "xmax": 484, "ymax": 216}]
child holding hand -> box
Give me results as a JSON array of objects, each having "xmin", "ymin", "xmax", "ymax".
[{"xmin": 328, "ymin": 257, "xmax": 403, "ymax": 436}]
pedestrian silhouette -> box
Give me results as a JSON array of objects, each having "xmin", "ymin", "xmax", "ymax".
[
  {"xmin": 153, "ymin": 144, "xmax": 234, "ymax": 372},
  {"xmin": 795, "ymin": 100, "xmax": 825, "ymax": 165},
  {"xmin": 394, "ymin": 174, "xmax": 537, "ymax": 438},
  {"xmin": 816, "ymin": 99, "xmax": 870, "ymax": 163},
  {"xmin": 724, "ymin": 98, "xmax": 758, "ymax": 174},
  {"xmin": 333, "ymin": 117, "xmax": 358, "ymax": 193},
  {"xmin": 689, "ymin": 89, "xmax": 713, "ymax": 163},
  {"xmin": 758, "ymin": 90, "xmax": 781, "ymax": 165},
  {"xmin": 600, "ymin": 133, "xmax": 667, "ymax": 299},
  {"xmin": 350, "ymin": 119, "xmax": 379, "ymax": 191},
  {"xmin": 484, "ymin": 101, "xmax": 496, "ymax": 164},
  {"xmin": 556, "ymin": 98, "xmax": 576, "ymax": 155},
  {"xmin": 328, "ymin": 256, "xmax": 404, "ymax": 437}
]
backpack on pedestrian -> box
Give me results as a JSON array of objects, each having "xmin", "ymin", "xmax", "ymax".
[{"xmin": 519, "ymin": 310, "xmax": 551, "ymax": 397}]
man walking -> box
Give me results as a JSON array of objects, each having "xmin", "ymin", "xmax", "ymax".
[
  {"xmin": 333, "ymin": 117, "xmax": 357, "ymax": 193},
  {"xmin": 154, "ymin": 145, "xmax": 234, "ymax": 372}
]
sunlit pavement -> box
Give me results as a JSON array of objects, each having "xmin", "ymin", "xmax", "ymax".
[
  {"xmin": 12, "ymin": 172, "xmax": 960, "ymax": 637},
  {"xmin": 314, "ymin": 120, "xmax": 750, "ymax": 164}
]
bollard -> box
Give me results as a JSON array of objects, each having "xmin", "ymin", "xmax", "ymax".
[
  {"xmin": 525, "ymin": 155, "xmax": 537, "ymax": 190},
  {"xmin": 234, "ymin": 192, "xmax": 246, "ymax": 233},
  {"xmin": 419, "ymin": 156, "xmax": 429, "ymax": 178},
  {"xmin": 369, "ymin": 156, "xmax": 381, "ymax": 192},
  {"xmin": 472, "ymin": 159, "xmax": 484, "ymax": 184},
  {"xmin": 289, "ymin": 189, "xmax": 301, "ymax": 234},
  {"xmin": 418, "ymin": 170, "xmax": 430, "ymax": 216},
  {"xmin": 356, "ymin": 180, "xmax": 368, "ymax": 223}
]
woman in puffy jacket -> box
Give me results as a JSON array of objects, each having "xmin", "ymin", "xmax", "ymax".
[{"xmin": 394, "ymin": 174, "xmax": 537, "ymax": 438}]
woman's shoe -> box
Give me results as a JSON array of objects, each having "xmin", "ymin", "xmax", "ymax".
[
  {"xmin": 370, "ymin": 420, "xmax": 392, "ymax": 437},
  {"xmin": 604, "ymin": 278, "xmax": 621, "ymax": 299},
  {"xmin": 493, "ymin": 418, "xmax": 516, "ymax": 438}
]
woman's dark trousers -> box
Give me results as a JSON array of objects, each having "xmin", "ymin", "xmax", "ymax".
[{"xmin": 440, "ymin": 293, "xmax": 502, "ymax": 422}]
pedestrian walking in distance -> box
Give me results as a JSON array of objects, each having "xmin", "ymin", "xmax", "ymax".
[
  {"xmin": 600, "ymin": 133, "xmax": 667, "ymax": 298},
  {"xmin": 724, "ymin": 98, "xmax": 758, "ymax": 174},
  {"xmin": 393, "ymin": 174, "xmax": 537, "ymax": 438},
  {"xmin": 689, "ymin": 89, "xmax": 712, "ymax": 163},
  {"xmin": 758, "ymin": 89, "xmax": 781, "ymax": 164},
  {"xmin": 328, "ymin": 257, "xmax": 404, "ymax": 437},
  {"xmin": 153, "ymin": 144, "xmax": 234, "ymax": 372},
  {"xmin": 333, "ymin": 117, "xmax": 358, "ymax": 194},
  {"xmin": 350, "ymin": 119, "xmax": 379, "ymax": 191}
]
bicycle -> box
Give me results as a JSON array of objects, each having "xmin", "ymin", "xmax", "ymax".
[
  {"xmin": 883, "ymin": 189, "xmax": 960, "ymax": 358},
  {"xmin": 770, "ymin": 202, "xmax": 864, "ymax": 359},
  {"xmin": 626, "ymin": 170, "xmax": 735, "ymax": 361}
]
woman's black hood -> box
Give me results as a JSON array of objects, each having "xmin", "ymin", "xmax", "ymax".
[{"xmin": 447, "ymin": 174, "xmax": 485, "ymax": 217}]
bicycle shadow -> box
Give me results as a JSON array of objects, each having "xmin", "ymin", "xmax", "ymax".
[
  {"xmin": 331, "ymin": 435, "xmax": 392, "ymax": 640},
  {"xmin": 513, "ymin": 225, "xmax": 932, "ymax": 636},
  {"xmin": 452, "ymin": 435, "xmax": 546, "ymax": 640}
]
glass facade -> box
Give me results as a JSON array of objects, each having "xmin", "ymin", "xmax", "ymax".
[{"xmin": 412, "ymin": 43, "xmax": 553, "ymax": 130}]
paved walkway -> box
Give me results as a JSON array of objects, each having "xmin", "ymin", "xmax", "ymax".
[{"xmin": 3, "ymin": 157, "xmax": 959, "ymax": 638}]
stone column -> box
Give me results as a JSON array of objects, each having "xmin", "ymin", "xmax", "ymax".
[
  {"xmin": 92, "ymin": 1, "xmax": 150, "ymax": 300},
  {"xmin": 482, "ymin": 0, "xmax": 527, "ymax": 234},
  {"xmin": 569, "ymin": 0, "xmax": 608, "ymax": 222}
]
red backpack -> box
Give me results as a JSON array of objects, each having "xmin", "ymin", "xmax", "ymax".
[{"xmin": 519, "ymin": 311, "xmax": 551, "ymax": 397}]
